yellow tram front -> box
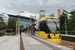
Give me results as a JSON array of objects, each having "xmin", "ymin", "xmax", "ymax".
[{"xmin": 35, "ymin": 16, "xmax": 61, "ymax": 43}]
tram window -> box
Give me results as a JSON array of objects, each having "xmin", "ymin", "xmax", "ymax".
[
  {"xmin": 46, "ymin": 18, "xmax": 60, "ymax": 33},
  {"xmin": 53, "ymin": 19, "xmax": 60, "ymax": 32},
  {"xmin": 39, "ymin": 21, "xmax": 51, "ymax": 33},
  {"xmin": 45, "ymin": 24, "xmax": 51, "ymax": 33},
  {"xmin": 39, "ymin": 21, "xmax": 45, "ymax": 31},
  {"xmin": 35, "ymin": 22, "xmax": 40, "ymax": 31}
]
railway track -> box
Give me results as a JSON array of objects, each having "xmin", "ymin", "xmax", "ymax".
[{"xmin": 59, "ymin": 40, "xmax": 75, "ymax": 50}]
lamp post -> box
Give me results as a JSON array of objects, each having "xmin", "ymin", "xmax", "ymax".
[{"xmin": 18, "ymin": 11, "xmax": 24, "ymax": 35}]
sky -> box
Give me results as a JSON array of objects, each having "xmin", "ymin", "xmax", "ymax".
[{"xmin": 0, "ymin": 0, "xmax": 75, "ymax": 19}]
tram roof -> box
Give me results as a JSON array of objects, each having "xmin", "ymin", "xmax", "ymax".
[{"xmin": 38, "ymin": 16, "xmax": 58, "ymax": 22}]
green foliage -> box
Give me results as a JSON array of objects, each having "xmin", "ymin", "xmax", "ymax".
[
  {"xmin": 49, "ymin": 13, "xmax": 55, "ymax": 17},
  {"xmin": 67, "ymin": 31, "xmax": 75, "ymax": 35},
  {"xmin": 0, "ymin": 17, "xmax": 3, "ymax": 22},
  {"xmin": 8, "ymin": 17, "xmax": 18, "ymax": 31},
  {"xmin": 0, "ymin": 17, "xmax": 7, "ymax": 30},
  {"xmin": 59, "ymin": 12, "xmax": 68, "ymax": 31},
  {"xmin": 61, "ymin": 23, "xmax": 65, "ymax": 31},
  {"xmin": 0, "ymin": 33, "xmax": 5, "ymax": 36},
  {"xmin": 5, "ymin": 33, "xmax": 14, "ymax": 35},
  {"xmin": 60, "ymin": 11, "xmax": 75, "ymax": 35},
  {"xmin": 67, "ymin": 13, "xmax": 75, "ymax": 31},
  {"xmin": 61, "ymin": 31, "xmax": 65, "ymax": 34},
  {"xmin": 61, "ymin": 13, "xmax": 75, "ymax": 35},
  {"xmin": 0, "ymin": 22, "xmax": 7, "ymax": 30},
  {"xmin": 61, "ymin": 31, "xmax": 75, "ymax": 35},
  {"xmin": 0, "ymin": 33, "xmax": 14, "ymax": 36}
]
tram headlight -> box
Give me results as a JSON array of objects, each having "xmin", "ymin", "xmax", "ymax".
[
  {"xmin": 59, "ymin": 35, "xmax": 61, "ymax": 38},
  {"xmin": 47, "ymin": 34, "xmax": 51, "ymax": 39}
]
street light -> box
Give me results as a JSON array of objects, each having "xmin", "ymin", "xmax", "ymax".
[{"xmin": 18, "ymin": 11, "xmax": 24, "ymax": 35}]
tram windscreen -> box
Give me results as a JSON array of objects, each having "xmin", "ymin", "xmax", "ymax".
[{"xmin": 46, "ymin": 18, "xmax": 60, "ymax": 33}]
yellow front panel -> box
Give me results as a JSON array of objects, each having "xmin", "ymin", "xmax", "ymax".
[
  {"xmin": 47, "ymin": 38, "xmax": 61, "ymax": 43},
  {"xmin": 35, "ymin": 31, "xmax": 61, "ymax": 43},
  {"xmin": 50, "ymin": 34, "xmax": 61, "ymax": 39},
  {"xmin": 47, "ymin": 34, "xmax": 61, "ymax": 43}
]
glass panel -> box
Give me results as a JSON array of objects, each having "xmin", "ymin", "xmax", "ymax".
[
  {"xmin": 39, "ymin": 21, "xmax": 46, "ymax": 31},
  {"xmin": 46, "ymin": 18, "xmax": 60, "ymax": 33},
  {"xmin": 53, "ymin": 19, "xmax": 60, "ymax": 31},
  {"xmin": 35, "ymin": 22, "xmax": 40, "ymax": 31}
]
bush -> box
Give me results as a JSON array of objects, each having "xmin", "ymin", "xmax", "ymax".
[
  {"xmin": 0, "ymin": 33, "xmax": 5, "ymax": 36},
  {"xmin": 69, "ymin": 31, "xmax": 75, "ymax": 35},
  {"xmin": 61, "ymin": 31, "xmax": 75, "ymax": 35},
  {"xmin": 0, "ymin": 33, "xmax": 14, "ymax": 36},
  {"xmin": 61, "ymin": 31, "xmax": 65, "ymax": 34},
  {"xmin": 5, "ymin": 33, "xmax": 14, "ymax": 35}
]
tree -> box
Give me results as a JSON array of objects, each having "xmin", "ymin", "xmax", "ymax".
[
  {"xmin": 67, "ymin": 13, "xmax": 75, "ymax": 31},
  {"xmin": 8, "ymin": 17, "xmax": 18, "ymax": 31},
  {"xmin": 0, "ymin": 17, "xmax": 7, "ymax": 30},
  {"xmin": 59, "ymin": 12, "xmax": 68, "ymax": 31},
  {"xmin": 49, "ymin": 13, "xmax": 55, "ymax": 17},
  {"xmin": 0, "ymin": 17, "xmax": 3, "ymax": 22}
]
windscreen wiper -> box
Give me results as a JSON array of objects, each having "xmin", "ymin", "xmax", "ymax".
[{"xmin": 52, "ymin": 19, "xmax": 59, "ymax": 31}]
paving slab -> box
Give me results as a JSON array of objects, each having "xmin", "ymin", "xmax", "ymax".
[
  {"xmin": 0, "ymin": 36, "xmax": 11, "ymax": 42},
  {"xmin": 22, "ymin": 33, "xmax": 53, "ymax": 50},
  {"xmin": 0, "ymin": 35, "xmax": 20, "ymax": 50}
]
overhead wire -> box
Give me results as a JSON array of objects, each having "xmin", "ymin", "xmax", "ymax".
[
  {"xmin": 54, "ymin": 0, "xmax": 75, "ymax": 14},
  {"xmin": 61, "ymin": 0, "xmax": 75, "ymax": 9},
  {"xmin": 35, "ymin": 0, "xmax": 47, "ymax": 13},
  {"xmin": 64, "ymin": 2, "xmax": 75, "ymax": 9},
  {"xmin": 35, "ymin": 0, "xmax": 75, "ymax": 18}
]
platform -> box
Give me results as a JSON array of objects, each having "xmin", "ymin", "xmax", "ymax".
[
  {"xmin": 22, "ymin": 33, "xmax": 53, "ymax": 50},
  {"xmin": 0, "ymin": 35, "xmax": 20, "ymax": 50},
  {"xmin": 22, "ymin": 33, "xmax": 72, "ymax": 50},
  {"xmin": 0, "ymin": 33, "xmax": 72, "ymax": 50}
]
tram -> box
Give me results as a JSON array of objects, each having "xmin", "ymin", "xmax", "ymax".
[{"xmin": 34, "ymin": 16, "xmax": 61, "ymax": 43}]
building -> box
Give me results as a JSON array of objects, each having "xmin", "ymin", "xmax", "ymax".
[
  {"xmin": 39, "ymin": 10, "xmax": 45, "ymax": 19},
  {"xmin": 58, "ymin": 9, "xmax": 69, "ymax": 19},
  {"xmin": 7, "ymin": 14, "xmax": 36, "ymax": 28},
  {"xmin": 69, "ymin": 9, "xmax": 75, "ymax": 19}
]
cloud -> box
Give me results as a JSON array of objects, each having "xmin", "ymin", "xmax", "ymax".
[
  {"xmin": 0, "ymin": 0, "xmax": 75, "ymax": 18},
  {"xmin": 20, "ymin": 11, "xmax": 39, "ymax": 19}
]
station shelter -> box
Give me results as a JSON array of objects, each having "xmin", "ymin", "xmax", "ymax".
[{"xmin": 8, "ymin": 14, "xmax": 36, "ymax": 34}]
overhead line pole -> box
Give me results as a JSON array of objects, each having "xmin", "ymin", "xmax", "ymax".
[
  {"xmin": 30, "ymin": 15, "xmax": 36, "ymax": 35},
  {"xmin": 65, "ymin": 15, "xmax": 67, "ymax": 35}
]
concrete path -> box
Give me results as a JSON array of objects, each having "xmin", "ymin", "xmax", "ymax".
[
  {"xmin": 22, "ymin": 33, "xmax": 53, "ymax": 50},
  {"xmin": 0, "ymin": 35, "xmax": 20, "ymax": 50}
]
